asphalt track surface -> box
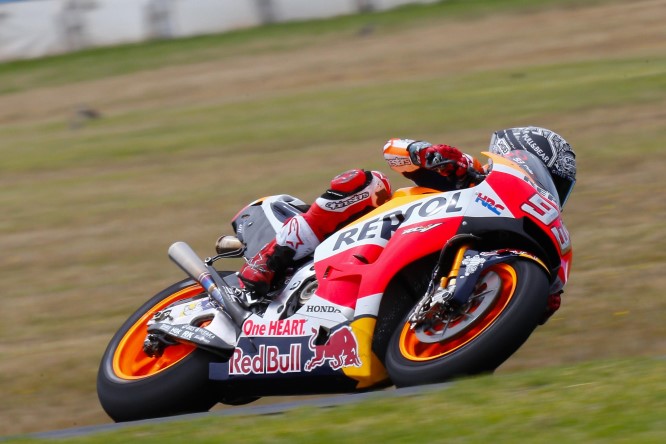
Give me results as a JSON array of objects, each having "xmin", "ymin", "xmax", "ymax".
[{"xmin": 15, "ymin": 383, "xmax": 450, "ymax": 440}]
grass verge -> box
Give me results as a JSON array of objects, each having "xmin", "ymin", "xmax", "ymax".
[{"xmin": 6, "ymin": 357, "xmax": 665, "ymax": 443}]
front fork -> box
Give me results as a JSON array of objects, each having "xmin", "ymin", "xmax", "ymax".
[
  {"xmin": 409, "ymin": 239, "xmax": 475, "ymax": 327},
  {"xmin": 440, "ymin": 243, "xmax": 471, "ymax": 294},
  {"xmin": 409, "ymin": 236, "xmax": 552, "ymax": 328}
]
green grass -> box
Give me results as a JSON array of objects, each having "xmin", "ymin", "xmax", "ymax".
[
  {"xmin": 0, "ymin": 0, "xmax": 664, "ymax": 437},
  {"xmin": 2, "ymin": 56, "xmax": 663, "ymax": 174},
  {"xmin": 7, "ymin": 358, "xmax": 665, "ymax": 443}
]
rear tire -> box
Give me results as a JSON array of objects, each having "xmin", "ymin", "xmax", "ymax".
[
  {"xmin": 385, "ymin": 259, "xmax": 548, "ymax": 387},
  {"xmin": 97, "ymin": 279, "xmax": 225, "ymax": 422}
]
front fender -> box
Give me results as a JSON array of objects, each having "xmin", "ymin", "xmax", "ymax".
[{"xmin": 448, "ymin": 248, "xmax": 550, "ymax": 307}]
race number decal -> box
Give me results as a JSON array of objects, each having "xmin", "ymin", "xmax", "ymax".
[
  {"xmin": 551, "ymin": 223, "xmax": 571, "ymax": 253},
  {"xmin": 521, "ymin": 194, "xmax": 558, "ymax": 225}
]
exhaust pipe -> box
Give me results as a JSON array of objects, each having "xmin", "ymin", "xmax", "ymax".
[{"xmin": 168, "ymin": 241, "xmax": 250, "ymax": 326}]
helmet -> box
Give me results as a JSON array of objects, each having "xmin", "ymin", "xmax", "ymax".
[{"xmin": 488, "ymin": 126, "xmax": 576, "ymax": 207}]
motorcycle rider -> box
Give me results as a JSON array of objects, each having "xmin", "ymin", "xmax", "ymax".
[{"xmin": 238, "ymin": 126, "xmax": 576, "ymax": 298}]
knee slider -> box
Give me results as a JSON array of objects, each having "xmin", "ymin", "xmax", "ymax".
[
  {"xmin": 316, "ymin": 169, "xmax": 392, "ymax": 214},
  {"xmin": 329, "ymin": 169, "xmax": 370, "ymax": 194}
]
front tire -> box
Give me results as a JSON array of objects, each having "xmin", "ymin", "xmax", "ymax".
[
  {"xmin": 97, "ymin": 279, "xmax": 224, "ymax": 422},
  {"xmin": 385, "ymin": 259, "xmax": 549, "ymax": 387}
]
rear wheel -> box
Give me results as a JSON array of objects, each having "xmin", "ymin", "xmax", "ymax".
[
  {"xmin": 97, "ymin": 279, "xmax": 225, "ymax": 422},
  {"xmin": 385, "ymin": 259, "xmax": 548, "ymax": 386}
]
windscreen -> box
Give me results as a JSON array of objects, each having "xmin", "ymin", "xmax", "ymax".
[{"xmin": 501, "ymin": 151, "xmax": 561, "ymax": 208}]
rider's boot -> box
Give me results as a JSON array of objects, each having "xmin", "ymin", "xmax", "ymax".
[
  {"xmin": 238, "ymin": 238, "xmax": 296, "ymax": 297},
  {"xmin": 238, "ymin": 211, "xmax": 320, "ymax": 299}
]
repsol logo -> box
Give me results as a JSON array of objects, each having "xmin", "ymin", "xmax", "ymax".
[{"xmin": 332, "ymin": 193, "xmax": 462, "ymax": 251}]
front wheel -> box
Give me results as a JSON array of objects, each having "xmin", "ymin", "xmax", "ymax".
[
  {"xmin": 97, "ymin": 278, "xmax": 225, "ymax": 422},
  {"xmin": 385, "ymin": 259, "xmax": 549, "ymax": 387}
]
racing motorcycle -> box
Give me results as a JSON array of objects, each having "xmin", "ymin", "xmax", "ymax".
[{"xmin": 97, "ymin": 151, "xmax": 572, "ymax": 422}]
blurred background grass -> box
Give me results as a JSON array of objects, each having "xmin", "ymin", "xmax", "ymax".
[
  {"xmin": 1, "ymin": 0, "xmax": 665, "ymax": 437},
  {"xmin": 0, "ymin": 0, "xmax": 610, "ymax": 95}
]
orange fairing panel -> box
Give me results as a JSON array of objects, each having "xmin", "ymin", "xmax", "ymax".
[{"xmin": 342, "ymin": 317, "xmax": 389, "ymax": 388}]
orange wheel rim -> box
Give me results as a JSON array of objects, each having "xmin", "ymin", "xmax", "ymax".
[
  {"xmin": 112, "ymin": 284, "xmax": 204, "ymax": 380},
  {"xmin": 399, "ymin": 263, "xmax": 517, "ymax": 361}
]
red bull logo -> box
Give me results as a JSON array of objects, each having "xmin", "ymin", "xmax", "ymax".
[
  {"xmin": 304, "ymin": 326, "xmax": 362, "ymax": 371},
  {"xmin": 229, "ymin": 344, "xmax": 301, "ymax": 375}
]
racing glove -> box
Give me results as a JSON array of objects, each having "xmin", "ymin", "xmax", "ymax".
[{"xmin": 408, "ymin": 142, "xmax": 470, "ymax": 178}]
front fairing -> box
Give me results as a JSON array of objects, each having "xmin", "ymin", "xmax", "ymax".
[
  {"xmin": 314, "ymin": 188, "xmax": 470, "ymax": 311},
  {"xmin": 313, "ymin": 152, "xmax": 573, "ymax": 313}
]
